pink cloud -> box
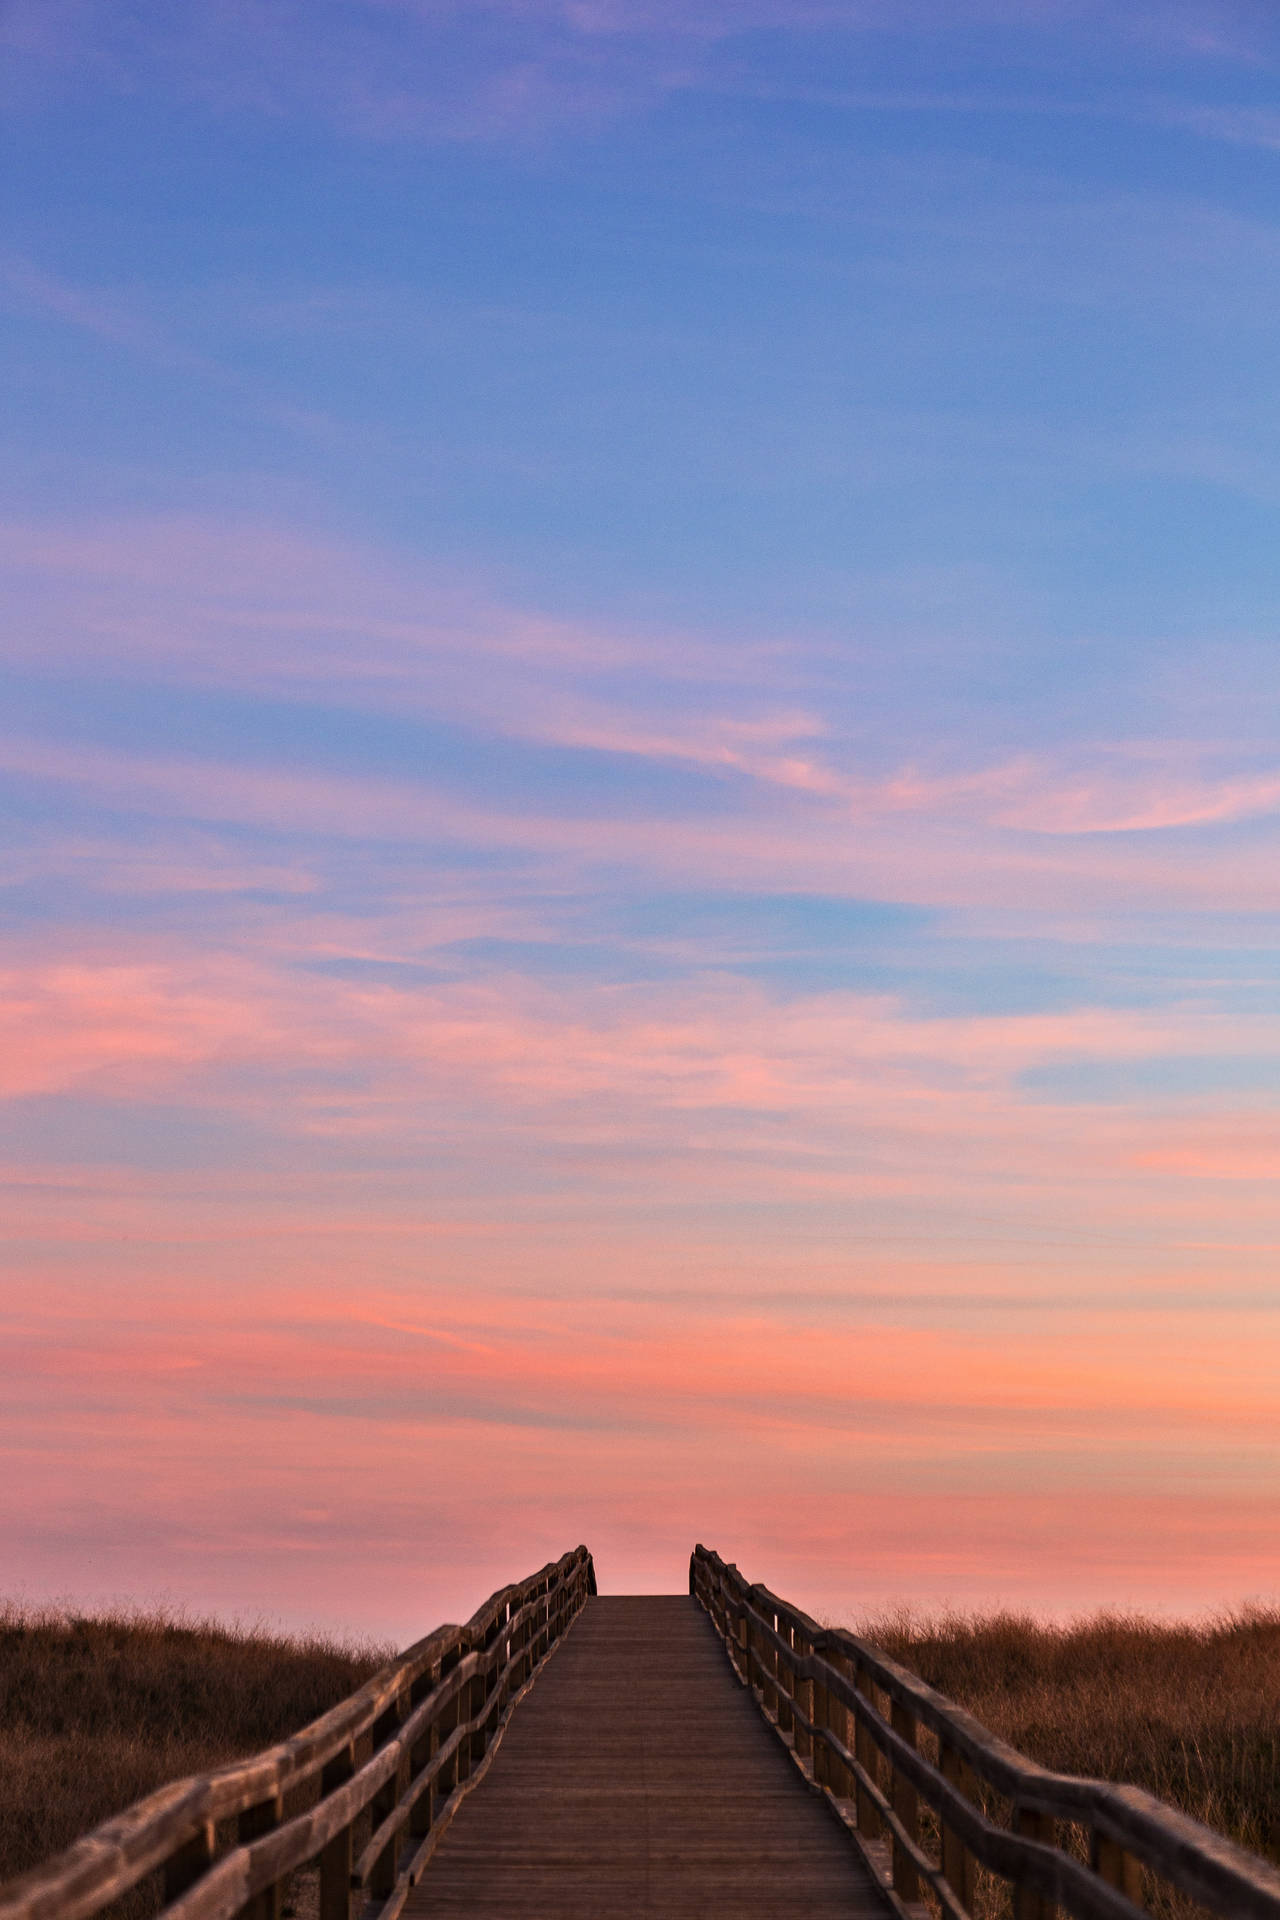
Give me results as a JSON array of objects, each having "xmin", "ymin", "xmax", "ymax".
[
  {"xmin": 10, "ymin": 725, "xmax": 1280, "ymax": 933},
  {"xmin": 6, "ymin": 917, "xmax": 1279, "ymax": 1278},
  {"xmin": 0, "ymin": 929, "xmax": 1222, "ymax": 1103},
  {"xmin": 998, "ymin": 759, "xmax": 1280, "ymax": 834},
  {"xmin": 4, "ymin": 507, "xmax": 1278, "ymax": 1631},
  {"xmin": 3, "ymin": 1266, "xmax": 1278, "ymax": 1633},
  {"xmin": 1134, "ymin": 1127, "xmax": 1280, "ymax": 1180},
  {"xmin": 7, "ymin": 510, "xmax": 1280, "ymax": 952}
]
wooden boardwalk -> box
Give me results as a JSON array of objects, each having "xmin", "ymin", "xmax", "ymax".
[
  {"xmin": 10, "ymin": 1548, "xmax": 1280, "ymax": 1920},
  {"xmin": 406, "ymin": 1595, "xmax": 890, "ymax": 1918}
]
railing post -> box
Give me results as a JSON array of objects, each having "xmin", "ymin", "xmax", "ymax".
[
  {"xmin": 236, "ymin": 1794, "xmax": 283, "ymax": 1920},
  {"xmin": 889, "ymin": 1699, "xmax": 920, "ymax": 1902},
  {"xmin": 794, "ymin": 1627, "xmax": 814, "ymax": 1766},
  {"xmin": 735, "ymin": 1604, "xmax": 750, "ymax": 1683},
  {"xmin": 456, "ymin": 1645, "xmax": 475, "ymax": 1784},
  {"xmin": 317, "ymin": 1741, "xmax": 355, "ymax": 1920},
  {"xmin": 164, "ymin": 1823, "xmax": 215, "ymax": 1906},
  {"xmin": 940, "ymin": 1742, "xmax": 976, "ymax": 1911},
  {"xmin": 762, "ymin": 1609, "xmax": 780, "ymax": 1720},
  {"xmin": 746, "ymin": 1607, "xmax": 761, "ymax": 1695},
  {"xmin": 824, "ymin": 1647, "xmax": 855, "ymax": 1799},
  {"xmin": 410, "ymin": 1664, "xmax": 438, "ymax": 1845},
  {"xmin": 435, "ymin": 1650, "xmax": 462, "ymax": 1805},
  {"xmin": 1092, "ymin": 1831, "xmax": 1144, "ymax": 1909},
  {"xmin": 811, "ymin": 1646, "xmax": 829, "ymax": 1787},
  {"xmin": 1015, "ymin": 1806, "xmax": 1057, "ymax": 1920},
  {"xmin": 496, "ymin": 1605, "xmax": 510, "ymax": 1713},
  {"xmin": 778, "ymin": 1620, "xmax": 795, "ymax": 1735},
  {"xmin": 854, "ymin": 1664, "xmax": 881, "ymax": 1840},
  {"xmin": 520, "ymin": 1595, "xmax": 534, "ymax": 1684},
  {"xmin": 370, "ymin": 1690, "xmax": 407, "ymax": 1899},
  {"xmin": 469, "ymin": 1644, "xmax": 489, "ymax": 1768}
]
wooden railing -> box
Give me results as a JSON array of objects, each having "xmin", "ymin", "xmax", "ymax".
[
  {"xmin": 691, "ymin": 1544, "xmax": 1280, "ymax": 1920},
  {"xmin": 0, "ymin": 1547, "xmax": 595, "ymax": 1920}
]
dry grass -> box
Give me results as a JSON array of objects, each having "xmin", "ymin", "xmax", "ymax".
[
  {"xmin": 0, "ymin": 1602, "xmax": 390, "ymax": 1898},
  {"xmin": 5, "ymin": 1596, "xmax": 1278, "ymax": 1920},
  {"xmin": 853, "ymin": 1604, "xmax": 1280, "ymax": 1917}
]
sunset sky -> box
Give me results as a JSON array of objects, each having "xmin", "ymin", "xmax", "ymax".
[{"xmin": 4, "ymin": 0, "xmax": 1280, "ymax": 1642}]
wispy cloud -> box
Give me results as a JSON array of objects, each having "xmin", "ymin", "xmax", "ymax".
[
  {"xmin": 3, "ymin": 1261, "xmax": 1278, "ymax": 1630},
  {"xmin": 7, "ymin": 0, "xmax": 1278, "ymax": 144},
  {"xmin": 8, "ymin": 512, "xmax": 1280, "ymax": 874},
  {"xmin": 0, "ymin": 258, "xmax": 360, "ymax": 453},
  {"xmin": 7, "ymin": 0, "xmax": 1280, "ymax": 1628}
]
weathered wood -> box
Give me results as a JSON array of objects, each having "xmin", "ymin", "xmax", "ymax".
[
  {"xmin": 369, "ymin": 1692, "xmax": 406, "ymax": 1900},
  {"xmin": 164, "ymin": 1826, "xmax": 215, "ymax": 1906},
  {"xmin": 940, "ymin": 1742, "xmax": 977, "ymax": 1912},
  {"xmin": 1016, "ymin": 1806, "xmax": 1057, "ymax": 1920},
  {"xmin": 812, "ymin": 1651, "xmax": 830, "ymax": 1790},
  {"xmin": 408, "ymin": 1597, "xmax": 889, "ymax": 1918},
  {"xmin": 793, "ymin": 1626, "xmax": 814, "ymax": 1764},
  {"xmin": 317, "ymin": 1743, "xmax": 354, "ymax": 1920},
  {"xmin": 0, "ymin": 1550, "xmax": 594, "ymax": 1920},
  {"xmin": 854, "ymin": 1665, "xmax": 882, "ymax": 1841},
  {"xmin": 234, "ymin": 1797, "xmax": 282, "ymax": 1920},
  {"xmin": 762, "ymin": 1606, "xmax": 781, "ymax": 1721},
  {"xmin": 889, "ymin": 1699, "xmax": 920, "ymax": 1902},
  {"xmin": 777, "ymin": 1618, "xmax": 795, "ymax": 1735},
  {"xmin": 10, "ymin": 1541, "xmax": 1280, "ymax": 1920},
  {"xmin": 407, "ymin": 1666, "xmax": 437, "ymax": 1846},
  {"xmin": 1092, "ymin": 1833, "xmax": 1144, "ymax": 1908},
  {"xmin": 690, "ymin": 1544, "xmax": 1280, "ymax": 1920},
  {"xmin": 824, "ymin": 1647, "xmax": 855, "ymax": 1800}
]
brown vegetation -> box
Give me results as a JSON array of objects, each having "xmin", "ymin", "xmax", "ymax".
[
  {"xmin": 858, "ymin": 1604, "xmax": 1280, "ymax": 1915},
  {"xmin": 4, "ymin": 1594, "xmax": 1278, "ymax": 1920},
  {"xmin": 0, "ymin": 1602, "xmax": 388, "ymax": 1895}
]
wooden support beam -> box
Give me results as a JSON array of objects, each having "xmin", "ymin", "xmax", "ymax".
[
  {"xmin": 854, "ymin": 1665, "xmax": 881, "ymax": 1841},
  {"xmin": 318, "ymin": 1742, "xmax": 355, "ymax": 1920},
  {"xmin": 889, "ymin": 1699, "xmax": 920, "ymax": 1902},
  {"xmin": 939, "ymin": 1742, "xmax": 976, "ymax": 1912},
  {"xmin": 794, "ymin": 1630, "xmax": 814, "ymax": 1764},
  {"xmin": 236, "ymin": 1794, "xmax": 283, "ymax": 1920},
  {"xmin": 823, "ymin": 1648, "xmax": 854, "ymax": 1798},
  {"xmin": 1093, "ymin": 1831, "xmax": 1144, "ymax": 1908},
  {"xmin": 163, "ymin": 1822, "xmax": 215, "ymax": 1905},
  {"xmin": 1015, "ymin": 1806, "xmax": 1057, "ymax": 1920}
]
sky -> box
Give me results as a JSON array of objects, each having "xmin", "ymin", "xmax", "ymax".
[{"xmin": 3, "ymin": 0, "xmax": 1280, "ymax": 1643}]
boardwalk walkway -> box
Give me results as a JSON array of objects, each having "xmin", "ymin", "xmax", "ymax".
[
  {"xmin": 407, "ymin": 1594, "xmax": 890, "ymax": 1919},
  {"xmin": 9, "ymin": 1549, "xmax": 1280, "ymax": 1920}
]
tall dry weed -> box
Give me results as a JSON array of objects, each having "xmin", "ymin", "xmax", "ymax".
[
  {"xmin": 854, "ymin": 1604, "xmax": 1280, "ymax": 1917},
  {"xmin": 0, "ymin": 1603, "xmax": 388, "ymax": 1899}
]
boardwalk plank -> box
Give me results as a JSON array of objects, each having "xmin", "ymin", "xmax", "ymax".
[{"xmin": 407, "ymin": 1595, "xmax": 890, "ymax": 1918}]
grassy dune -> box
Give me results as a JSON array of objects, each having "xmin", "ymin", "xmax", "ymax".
[
  {"xmin": 2, "ymin": 1599, "xmax": 1278, "ymax": 1919},
  {"xmin": 0, "ymin": 1604, "xmax": 388, "ymax": 1898},
  {"xmin": 859, "ymin": 1606, "xmax": 1280, "ymax": 1916}
]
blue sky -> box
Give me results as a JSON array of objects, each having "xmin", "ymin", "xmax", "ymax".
[{"xmin": 3, "ymin": 0, "xmax": 1280, "ymax": 1631}]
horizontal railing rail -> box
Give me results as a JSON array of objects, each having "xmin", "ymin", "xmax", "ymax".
[
  {"xmin": 0, "ymin": 1547, "xmax": 595, "ymax": 1920},
  {"xmin": 691, "ymin": 1543, "xmax": 1280, "ymax": 1920}
]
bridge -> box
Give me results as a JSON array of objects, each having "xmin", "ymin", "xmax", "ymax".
[{"xmin": 4, "ymin": 1546, "xmax": 1280, "ymax": 1920}]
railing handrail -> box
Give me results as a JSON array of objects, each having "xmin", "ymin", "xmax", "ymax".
[
  {"xmin": 0, "ymin": 1546, "xmax": 596, "ymax": 1920},
  {"xmin": 691, "ymin": 1543, "xmax": 1280, "ymax": 1920}
]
